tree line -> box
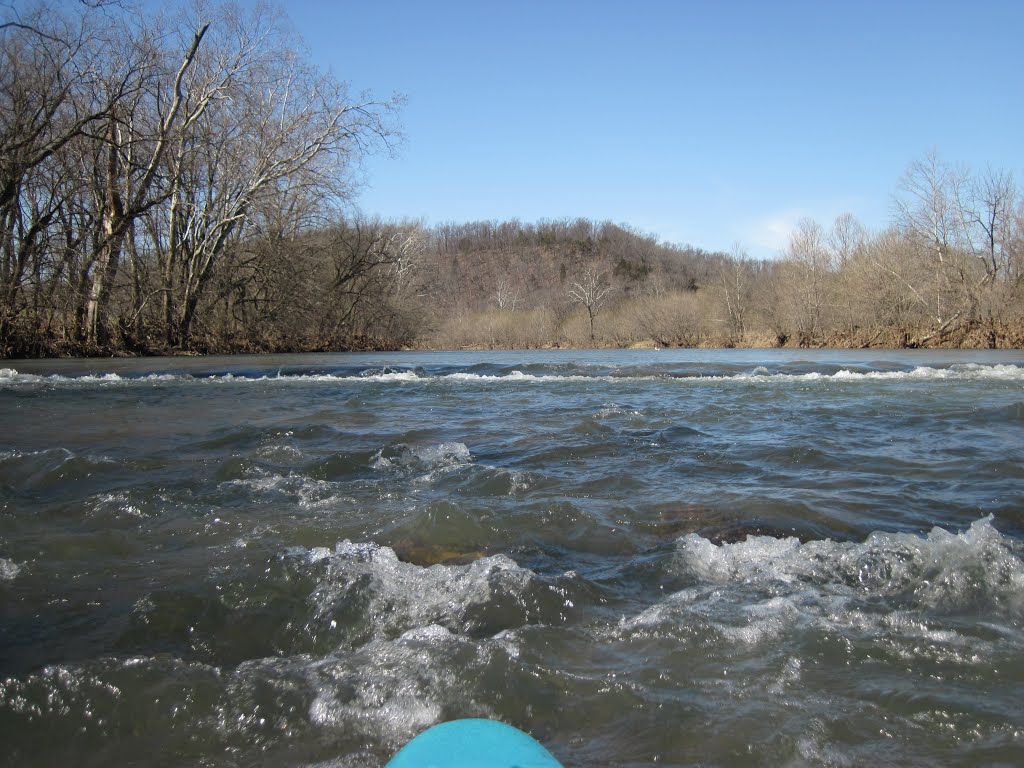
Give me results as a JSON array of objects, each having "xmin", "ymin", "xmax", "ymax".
[
  {"xmin": 1, "ymin": 0, "xmax": 400, "ymax": 357},
  {"xmin": 414, "ymin": 156, "xmax": 1024, "ymax": 350},
  {"xmin": 2, "ymin": 3, "xmax": 1022, "ymax": 357}
]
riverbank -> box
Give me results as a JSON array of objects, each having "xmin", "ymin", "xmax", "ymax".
[{"xmin": 8, "ymin": 322, "xmax": 1023, "ymax": 361}]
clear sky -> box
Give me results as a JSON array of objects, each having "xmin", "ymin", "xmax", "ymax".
[{"xmin": 278, "ymin": 0, "xmax": 1023, "ymax": 259}]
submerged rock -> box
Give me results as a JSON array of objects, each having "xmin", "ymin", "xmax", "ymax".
[
  {"xmin": 696, "ymin": 522, "xmax": 810, "ymax": 545},
  {"xmin": 636, "ymin": 503, "xmax": 814, "ymax": 546},
  {"xmin": 390, "ymin": 540, "xmax": 486, "ymax": 567}
]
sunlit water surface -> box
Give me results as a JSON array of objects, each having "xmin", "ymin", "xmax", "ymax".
[{"xmin": 2, "ymin": 349, "xmax": 1023, "ymax": 767}]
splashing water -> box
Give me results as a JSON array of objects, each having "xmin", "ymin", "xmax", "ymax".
[{"xmin": 2, "ymin": 349, "xmax": 1023, "ymax": 766}]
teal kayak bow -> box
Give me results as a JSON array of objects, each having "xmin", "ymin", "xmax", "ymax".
[{"xmin": 386, "ymin": 719, "xmax": 564, "ymax": 768}]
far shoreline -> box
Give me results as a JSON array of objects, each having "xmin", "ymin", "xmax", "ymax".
[{"xmin": 5, "ymin": 334, "xmax": 1023, "ymax": 364}]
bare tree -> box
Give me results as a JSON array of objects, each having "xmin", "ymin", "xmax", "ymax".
[
  {"xmin": 827, "ymin": 213, "xmax": 868, "ymax": 338},
  {"xmin": 1009, "ymin": 200, "xmax": 1024, "ymax": 285},
  {"xmin": 80, "ymin": 20, "xmax": 212, "ymax": 347},
  {"xmin": 827, "ymin": 212, "xmax": 867, "ymax": 269},
  {"xmin": 567, "ymin": 265, "xmax": 611, "ymax": 341},
  {"xmin": 141, "ymin": 3, "xmax": 398, "ymax": 348},
  {"xmin": 958, "ymin": 167, "xmax": 1016, "ymax": 285},
  {"xmin": 318, "ymin": 217, "xmax": 425, "ymax": 344},
  {"xmin": 0, "ymin": 2, "xmax": 407, "ymax": 355},
  {"xmin": 895, "ymin": 151, "xmax": 964, "ymax": 262},
  {"xmin": 494, "ymin": 277, "xmax": 520, "ymax": 311},
  {"xmin": 893, "ymin": 151, "xmax": 978, "ymax": 339},
  {"xmin": 0, "ymin": 2, "xmax": 128, "ymax": 351},
  {"xmin": 716, "ymin": 244, "xmax": 753, "ymax": 343},
  {"xmin": 786, "ymin": 217, "xmax": 834, "ymax": 345}
]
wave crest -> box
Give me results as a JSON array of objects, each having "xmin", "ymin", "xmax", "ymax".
[
  {"xmin": 619, "ymin": 517, "xmax": 1024, "ymax": 658},
  {"xmin": 3, "ymin": 362, "xmax": 1021, "ymax": 387},
  {"xmin": 304, "ymin": 541, "xmax": 536, "ymax": 643},
  {"xmin": 674, "ymin": 516, "xmax": 1023, "ymax": 613}
]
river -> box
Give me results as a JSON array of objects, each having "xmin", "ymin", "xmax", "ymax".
[{"xmin": 2, "ymin": 349, "xmax": 1023, "ymax": 766}]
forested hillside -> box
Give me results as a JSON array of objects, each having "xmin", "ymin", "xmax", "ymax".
[
  {"xmin": 2, "ymin": 3, "xmax": 1022, "ymax": 357},
  {"xmin": 401, "ymin": 186, "xmax": 1024, "ymax": 351}
]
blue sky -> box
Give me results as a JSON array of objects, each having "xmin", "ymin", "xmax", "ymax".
[{"xmin": 280, "ymin": 0, "xmax": 1023, "ymax": 258}]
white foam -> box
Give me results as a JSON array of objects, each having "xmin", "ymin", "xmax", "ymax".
[
  {"xmin": 87, "ymin": 491, "xmax": 147, "ymax": 520},
  {"xmin": 441, "ymin": 370, "xmax": 569, "ymax": 382},
  {"xmin": 409, "ymin": 441, "xmax": 471, "ymax": 467},
  {"xmin": 621, "ymin": 517, "xmax": 1024, "ymax": 653},
  {"xmin": 829, "ymin": 363, "xmax": 1024, "ymax": 382},
  {"xmin": 303, "ymin": 623, "xmax": 500, "ymax": 748},
  {"xmin": 1, "ymin": 363, "xmax": 1021, "ymax": 387},
  {"xmin": 221, "ymin": 470, "xmax": 340, "ymax": 509},
  {"xmin": 505, "ymin": 469, "xmax": 532, "ymax": 494},
  {"xmin": 687, "ymin": 517, "xmax": 1022, "ymax": 609},
  {"xmin": 356, "ymin": 371, "xmax": 423, "ymax": 382},
  {"xmin": 309, "ymin": 688, "xmax": 441, "ymax": 747},
  {"xmin": 255, "ymin": 440, "xmax": 303, "ymax": 463},
  {"xmin": 428, "ymin": 364, "xmax": 1024, "ymax": 386},
  {"xmin": 0, "ymin": 558, "xmax": 21, "ymax": 581},
  {"xmin": 595, "ymin": 403, "xmax": 645, "ymax": 419},
  {"xmin": 729, "ymin": 364, "xmax": 1024, "ymax": 384},
  {"xmin": 307, "ymin": 541, "xmax": 532, "ymax": 641},
  {"xmin": 0, "ymin": 369, "xmax": 180, "ymax": 387},
  {"xmin": 370, "ymin": 442, "xmax": 472, "ymax": 478}
]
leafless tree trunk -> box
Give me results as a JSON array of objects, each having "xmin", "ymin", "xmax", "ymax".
[
  {"xmin": 716, "ymin": 244, "xmax": 753, "ymax": 343},
  {"xmin": 786, "ymin": 218, "xmax": 834, "ymax": 345},
  {"xmin": 568, "ymin": 266, "xmax": 611, "ymax": 341},
  {"xmin": 893, "ymin": 151, "xmax": 975, "ymax": 338},
  {"xmin": 958, "ymin": 167, "xmax": 1015, "ymax": 285},
  {"xmin": 494, "ymin": 277, "xmax": 521, "ymax": 311},
  {"xmin": 155, "ymin": 5, "xmax": 398, "ymax": 348},
  {"xmin": 826, "ymin": 213, "xmax": 867, "ymax": 338},
  {"xmin": 0, "ymin": 4, "xmax": 122, "ymax": 352}
]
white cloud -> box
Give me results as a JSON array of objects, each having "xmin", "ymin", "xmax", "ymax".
[
  {"xmin": 741, "ymin": 196, "xmax": 873, "ymax": 260},
  {"xmin": 743, "ymin": 209, "xmax": 805, "ymax": 259}
]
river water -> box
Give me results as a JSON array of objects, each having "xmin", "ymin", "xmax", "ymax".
[{"xmin": 1, "ymin": 349, "xmax": 1023, "ymax": 767}]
